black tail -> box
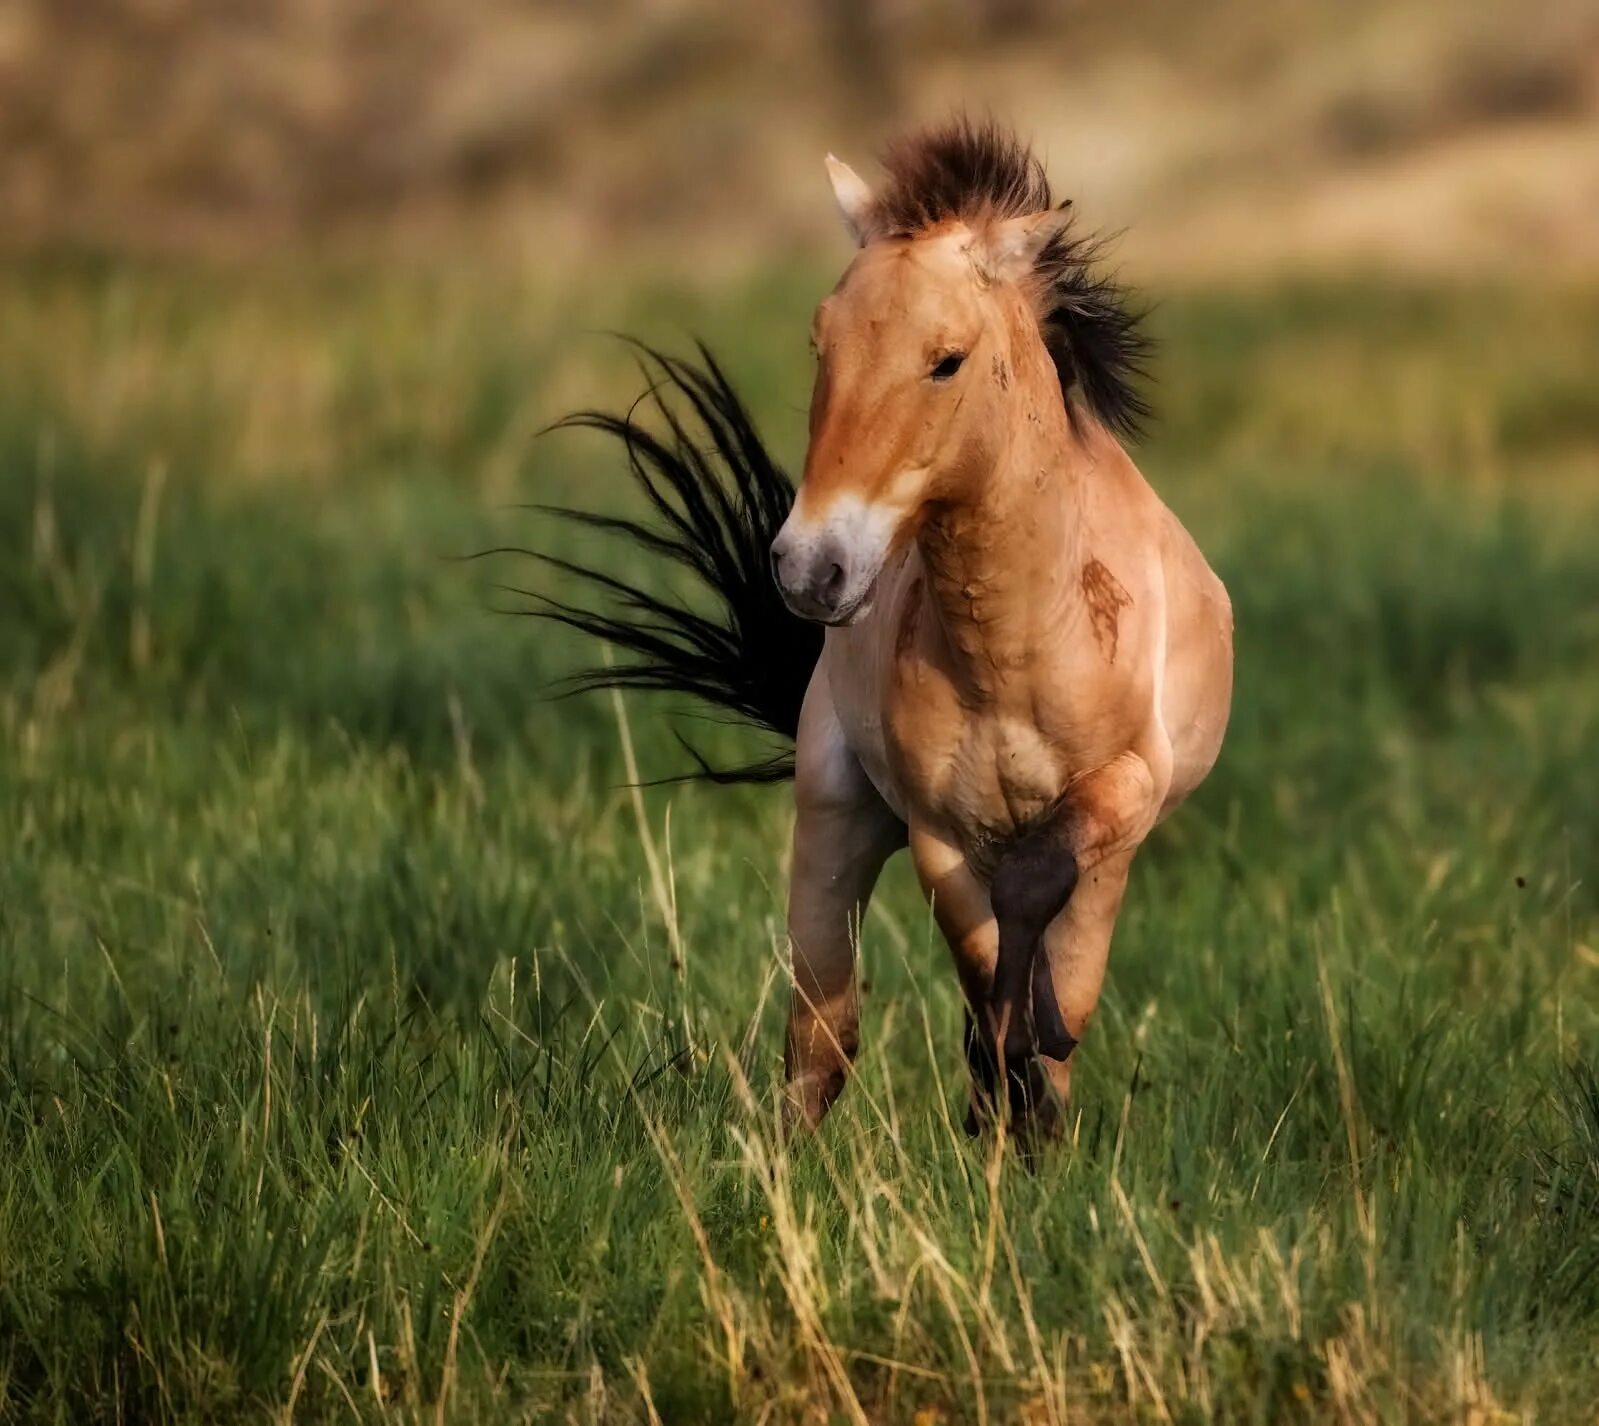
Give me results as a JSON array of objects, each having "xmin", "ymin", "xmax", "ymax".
[{"xmin": 499, "ymin": 342, "xmax": 821, "ymax": 783}]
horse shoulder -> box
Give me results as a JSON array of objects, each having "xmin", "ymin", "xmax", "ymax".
[{"xmin": 813, "ymin": 564, "xmax": 923, "ymax": 823}]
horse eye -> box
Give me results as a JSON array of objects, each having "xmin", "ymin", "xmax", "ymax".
[{"xmin": 930, "ymin": 352, "xmax": 966, "ymax": 382}]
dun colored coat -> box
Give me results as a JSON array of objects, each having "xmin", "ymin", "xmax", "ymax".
[{"xmin": 530, "ymin": 119, "xmax": 1233, "ymax": 1146}]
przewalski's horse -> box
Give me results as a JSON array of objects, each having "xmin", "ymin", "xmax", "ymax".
[{"xmin": 529, "ymin": 120, "xmax": 1233, "ymax": 1145}]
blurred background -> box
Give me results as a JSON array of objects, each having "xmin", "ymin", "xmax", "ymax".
[
  {"xmin": 5, "ymin": 0, "xmax": 1597, "ymax": 276},
  {"xmin": 6, "ymin": 6, "xmax": 1599, "ymax": 1419}
]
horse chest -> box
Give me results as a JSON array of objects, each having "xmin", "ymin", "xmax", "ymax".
[
  {"xmin": 831, "ymin": 556, "xmax": 1144, "ymax": 864},
  {"xmin": 884, "ymin": 664, "xmax": 1071, "ymax": 857}
]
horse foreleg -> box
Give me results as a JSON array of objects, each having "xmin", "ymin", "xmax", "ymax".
[
  {"xmin": 783, "ymin": 685, "xmax": 904, "ymax": 1129},
  {"xmin": 985, "ymin": 753, "xmax": 1157, "ymax": 1143},
  {"xmin": 1029, "ymin": 848, "xmax": 1135, "ymax": 1106},
  {"xmin": 909, "ymin": 826, "xmax": 1011, "ymax": 1134}
]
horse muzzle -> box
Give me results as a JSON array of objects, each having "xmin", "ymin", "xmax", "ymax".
[{"xmin": 769, "ymin": 514, "xmax": 886, "ymax": 626}]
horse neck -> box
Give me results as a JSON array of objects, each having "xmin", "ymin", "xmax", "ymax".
[{"xmin": 916, "ymin": 396, "xmax": 1088, "ymax": 700}]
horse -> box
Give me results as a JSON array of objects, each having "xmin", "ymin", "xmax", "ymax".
[{"xmin": 524, "ymin": 118, "xmax": 1233, "ymax": 1146}]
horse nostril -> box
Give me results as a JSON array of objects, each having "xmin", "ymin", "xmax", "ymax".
[
  {"xmin": 770, "ymin": 544, "xmax": 787, "ymax": 586},
  {"xmin": 822, "ymin": 562, "xmax": 845, "ymax": 597}
]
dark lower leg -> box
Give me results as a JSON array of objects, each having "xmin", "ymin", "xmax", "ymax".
[
  {"xmin": 962, "ymin": 1009, "xmax": 1068, "ymax": 1149},
  {"xmin": 989, "ymin": 822, "xmax": 1080, "ymax": 1061}
]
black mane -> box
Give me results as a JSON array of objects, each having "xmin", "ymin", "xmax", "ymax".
[
  {"xmin": 867, "ymin": 117, "xmax": 1152, "ymax": 440},
  {"xmin": 871, "ymin": 118, "xmax": 1052, "ymax": 235}
]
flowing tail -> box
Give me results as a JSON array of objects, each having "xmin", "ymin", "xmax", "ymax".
[{"xmin": 500, "ymin": 342, "xmax": 822, "ymax": 783}]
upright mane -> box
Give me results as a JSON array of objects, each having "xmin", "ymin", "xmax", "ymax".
[{"xmin": 864, "ymin": 117, "xmax": 1152, "ymax": 440}]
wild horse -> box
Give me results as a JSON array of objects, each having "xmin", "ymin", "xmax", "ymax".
[{"xmin": 525, "ymin": 119, "xmax": 1233, "ymax": 1146}]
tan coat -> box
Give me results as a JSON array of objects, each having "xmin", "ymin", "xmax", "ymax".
[{"xmin": 769, "ymin": 146, "xmax": 1233, "ymax": 1138}]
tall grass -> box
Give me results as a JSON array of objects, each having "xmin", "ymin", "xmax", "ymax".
[{"xmin": 1, "ymin": 261, "xmax": 1597, "ymax": 1421}]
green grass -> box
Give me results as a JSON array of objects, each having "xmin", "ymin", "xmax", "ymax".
[{"xmin": 2, "ymin": 258, "xmax": 1598, "ymax": 1423}]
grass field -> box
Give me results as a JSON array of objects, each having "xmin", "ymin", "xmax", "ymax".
[{"xmin": 3, "ymin": 257, "xmax": 1599, "ymax": 1423}]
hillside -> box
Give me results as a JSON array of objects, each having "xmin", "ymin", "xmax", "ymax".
[{"xmin": 3, "ymin": 0, "xmax": 1596, "ymax": 277}]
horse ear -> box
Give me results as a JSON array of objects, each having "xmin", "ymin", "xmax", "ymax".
[
  {"xmin": 825, "ymin": 154, "xmax": 874, "ymax": 246},
  {"xmin": 983, "ymin": 201, "xmax": 1074, "ymax": 281}
]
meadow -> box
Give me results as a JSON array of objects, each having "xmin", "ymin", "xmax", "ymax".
[{"xmin": 2, "ymin": 256, "xmax": 1598, "ymax": 1422}]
